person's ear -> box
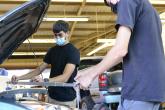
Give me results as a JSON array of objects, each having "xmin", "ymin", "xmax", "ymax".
[
  {"xmin": 66, "ymin": 31, "xmax": 69, "ymax": 36},
  {"xmin": 66, "ymin": 31, "xmax": 70, "ymax": 40}
]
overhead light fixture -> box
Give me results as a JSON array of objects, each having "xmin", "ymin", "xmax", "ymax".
[
  {"xmin": 148, "ymin": 0, "xmax": 165, "ymax": 5},
  {"xmin": 43, "ymin": 17, "xmax": 88, "ymax": 22},
  {"xmin": 162, "ymin": 20, "xmax": 165, "ymax": 23},
  {"xmin": 23, "ymin": 39, "xmax": 55, "ymax": 43},
  {"xmin": 160, "ymin": 12, "xmax": 165, "ymax": 18},
  {"xmin": 160, "ymin": 12, "xmax": 165, "ymax": 23},
  {"xmin": 97, "ymin": 39, "xmax": 116, "ymax": 44},
  {"xmin": 7, "ymin": 0, "xmax": 103, "ymax": 2},
  {"xmin": 87, "ymin": 43, "xmax": 113, "ymax": 56},
  {"xmin": 52, "ymin": 0, "xmax": 103, "ymax": 3},
  {"xmin": 0, "ymin": 14, "xmax": 89, "ymax": 22},
  {"xmin": 12, "ymin": 52, "xmax": 46, "ymax": 56}
]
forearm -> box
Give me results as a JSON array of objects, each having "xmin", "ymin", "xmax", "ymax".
[
  {"xmin": 93, "ymin": 26, "xmax": 131, "ymax": 76},
  {"xmin": 17, "ymin": 62, "xmax": 48, "ymax": 80},
  {"xmin": 49, "ymin": 75, "xmax": 68, "ymax": 83},
  {"xmin": 49, "ymin": 64, "xmax": 76, "ymax": 83},
  {"xmin": 94, "ymin": 47, "xmax": 123, "ymax": 76},
  {"xmin": 18, "ymin": 69, "xmax": 41, "ymax": 80}
]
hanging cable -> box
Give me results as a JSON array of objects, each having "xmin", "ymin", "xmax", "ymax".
[
  {"xmin": 96, "ymin": 8, "xmax": 99, "ymax": 35},
  {"xmin": 27, "ymin": 39, "xmax": 44, "ymax": 80}
]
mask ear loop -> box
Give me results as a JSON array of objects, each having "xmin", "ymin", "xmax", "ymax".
[
  {"xmin": 62, "ymin": 32, "xmax": 68, "ymax": 44},
  {"xmin": 64, "ymin": 32, "xmax": 68, "ymax": 41}
]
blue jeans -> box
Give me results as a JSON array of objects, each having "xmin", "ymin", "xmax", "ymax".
[{"xmin": 117, "ymin": 99, "xmax": 160, "ymax": 110}]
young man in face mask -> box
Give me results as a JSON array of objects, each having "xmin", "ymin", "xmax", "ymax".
[
  {"xmin": 11, "ymin": 20, "xmax": 80, "ymax": 107},
  {"xmin": 75, "ymin": 0, "xmax": 165, "ymax": 110}
]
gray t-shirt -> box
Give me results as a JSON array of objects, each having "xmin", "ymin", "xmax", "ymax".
[{"xmin": 116, "ymin": 0, "xmax": 165, "ymax": 102}]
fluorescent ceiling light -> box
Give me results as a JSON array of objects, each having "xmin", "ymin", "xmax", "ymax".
[
  {"xmin": 160, "ymin": 12, "xmax": 165, "ymax": 23},
  {"xmin": 97, "ymin": 39, "xmax": 116, "ymax": 44},
  {"xmin": 4, "ymin": 0, "xmax": 102, "ymax": 2},
  {"xmin": 43, "ymin": 17, "xmax": 88, "ymax": 22},
  {"xmin": 148, "ymin": 0, "xmax": 165, "ymax": 5},
  {"xmin": 160, "ymin": 12, "xmax": 165, "ymax": 19},
  {"xmin": 23, "ymin": 39, "xmax": 54, "ymax": 43},
  {"xmin": 52, "ymin": 0, "xmax": 103, "ymax": 3},
  {"xmin": 87, "ymin": 39, "xmax": 115, "ymax": 56},
  {"xmin": 87, "ymin": 43, "xmax": 113, "ymax": 56},
  {"xmin": 0, "ymin": 15, "xmax": 89, "ymax": 22},
  {"xmin": 162, "ymin": 20, "xmax": 165, "ymax": 23},
  {"xmin": 12, "ymin": 52, "xmax": 46, "ymax": 56}
]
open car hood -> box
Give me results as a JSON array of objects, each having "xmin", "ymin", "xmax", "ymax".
[{"xmin": 0, "ymin": 0, "xmax": 50, "ymax": 64}]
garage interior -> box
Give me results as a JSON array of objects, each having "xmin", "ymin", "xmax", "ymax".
[
  {"xmin": 0, "ymin": 0, "xmax": 164, "ymax": 69},
  {"xmin": 0, "ymin": 0, "xmax": 165, "ymax": 110}
]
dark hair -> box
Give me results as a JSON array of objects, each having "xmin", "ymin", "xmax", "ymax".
[
  {"xmin": 104, "ymin": 0, "xmax": 109, "ymax": 6},
  {"xmin": 53, "ymin": 20, "xmax": 69, "ymax": 33}
]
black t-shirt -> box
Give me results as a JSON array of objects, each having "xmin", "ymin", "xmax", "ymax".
[
  {"xmin": 116, "ymin": 0, "xmax": 165, "ymax": 102},
  {"xmin": 44, "ymin": 43, "xmax": 80, "ymax": 101}
]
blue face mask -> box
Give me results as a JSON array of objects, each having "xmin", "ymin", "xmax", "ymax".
[{"xmin": 56, "ymin": 37, "xmax": 66, "ymax": 46}]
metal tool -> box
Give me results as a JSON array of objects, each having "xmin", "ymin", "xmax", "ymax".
[
  {"xmin": 7, "ymin": 81, "xmax": 81, "ymax": 110},
  {"xmin": 0, "ymin": 88, "xmax": 47, "ymax": 97}
]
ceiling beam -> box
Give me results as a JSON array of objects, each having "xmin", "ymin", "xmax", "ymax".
[
  {"xmin": 1, "ymin": 9, "xmax": 164, "ymax": 17},
  {"xmin": 0, "ymin": 59, "xmax": 44, "ymax": 69},
  {"xmin": 69, "ymin": 0, "xmax": 86, "ymax": 39},
  {"xmin": 82, "ymin": 28, "xmax": 114, "ymax": 42},
  {"xmin": 31, "ymin": 34, "xmax": 86, "ymax": 38},
  {"xmin": 0, "ymin": 0, "xmax": 165, "ymax": 5},
  {"xmin": 38, "ymin": 27, "xmax": 112, "ymax": 31},
  {"xmin": 41, "ymin": 20, "xmax": 115, "ymax": 24},
  {"xmin": 0, "ymin": 0, "xmax": 82, "ymax": 5},
  {"xmin": 46, "ymin": 11, "xmax": 113, "ymax": 16},
  {"xmin": 76, "ymin": 25, "xmax": 115, "ymax": 48},
  {"xmin": 0, "ymin": 11, "xmax": 113, "ymax": 16},
  {"xmin": 81, "ymin": 46, "xmax": 112, "ymax": 56},
  {"xmin": 80, "ymin": 31, "xmax": 116, "ymax": 52}
]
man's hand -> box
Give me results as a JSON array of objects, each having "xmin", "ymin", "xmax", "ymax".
[
  {"xmin": 75, "ymin": 67, "xmax": 96, "ymax": 90},
  {"xmin": 106, "ymin": 0, "xmax": 120, "ymax": 5},
  {"xmin": 31, "ymin": 76, "xmax": 44, "ymax": 82},
  {"xmin": 11, "ymin": 75, "xmax": 19, "ymax": 84}
]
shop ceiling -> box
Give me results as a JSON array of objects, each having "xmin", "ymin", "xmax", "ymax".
[{"xmin": 0, "ymin": 0, "xmax": 165, "ymax": 69}]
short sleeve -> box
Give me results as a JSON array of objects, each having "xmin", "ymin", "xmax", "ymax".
[
  {"xmin": 43, "ymin": 48, "xmax": 52, "ymax": 64},
  {"xmin": 116, "ymin": 0, "xmax": 138, "ymax": 31},
  {"xmin": 67, "ymin": 47, "xmax": 80, "ymax": 66}
]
